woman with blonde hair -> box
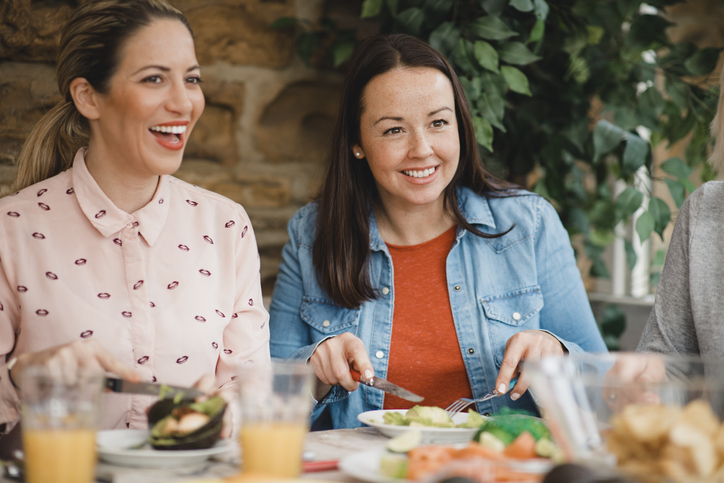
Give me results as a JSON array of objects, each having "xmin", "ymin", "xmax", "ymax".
[{"xmin": 0, "ymin": 0, "xmax": 269, "ymax": 438}]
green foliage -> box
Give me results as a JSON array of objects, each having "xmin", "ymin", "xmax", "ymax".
[
  {"xmin": 614, "ymin": 187, "xmax": 643, "ymax": 224},
  {"xmin": 278, "ymin": 0, "xmax": 722, "ymax": 346},
  {"xmin": 598, "ymin": 304, "xmax": 626, "ymax": 351}
]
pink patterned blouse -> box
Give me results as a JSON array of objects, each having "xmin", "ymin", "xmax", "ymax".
[{"xmin": 0, "ymin": 148, "xmax": 270, "ymax": 430}]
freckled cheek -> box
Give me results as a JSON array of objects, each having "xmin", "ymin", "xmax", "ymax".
[
  {"xmin": 369, "ymin": 145, "xmax": 407, "ymax": 171},
  {"xmin": 437, "ymin": 136, "xmax": 461, "ymax": 165}
]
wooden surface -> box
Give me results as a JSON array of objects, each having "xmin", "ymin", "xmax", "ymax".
[{"xmin": 302, "ymin": 427, "xmax": 387, "ymax": 481}]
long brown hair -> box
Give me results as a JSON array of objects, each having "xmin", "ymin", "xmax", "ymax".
[
  {"xmin": 313, "ymin": 34, "xmax": 517, "ymax": 309},
  {"xmin": 12, "ymin": 0, "xmax": 191, "ymax": 193}
]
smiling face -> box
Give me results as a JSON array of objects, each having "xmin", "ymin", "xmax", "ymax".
[
  {"xmin": 353, "ymin": 67, "xmax": 460, "ymax": 217},
  {"xmin": 87, "ymin": 18, "xmax": 204, "ymax": 181}
]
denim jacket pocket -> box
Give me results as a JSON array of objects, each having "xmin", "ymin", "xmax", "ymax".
[
  {"xmin": 301, "ymin": 296, "xmax": 360, "ymax": 335},
  {"xmin": 480, "ymin": 286, "xmax": 544, "ymax": 366}
]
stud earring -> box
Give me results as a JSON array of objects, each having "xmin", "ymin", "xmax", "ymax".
[{"xmin": 355, "ymin": 152, "xmax": 362, "ymax": 158}]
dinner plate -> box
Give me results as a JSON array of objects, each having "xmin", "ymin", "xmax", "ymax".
[
  {"xmin": 96, "ymin": 429, "xmax": 236, "ymax": 468},
  {"xmin": 338, "ymin": 450, "xmax": 402, "ymax": 483},
  {"xmin": 339, "ymin": 449, "xmax": 554, "ymax": 483},
  {"xmin": 357, "ymin": 409, "xmax": 483, "ymax": 444}
]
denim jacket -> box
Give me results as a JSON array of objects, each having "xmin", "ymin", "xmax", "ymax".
[{"xmin": 269, "ymin": 188, "xmax": 607, "ymax": 429}]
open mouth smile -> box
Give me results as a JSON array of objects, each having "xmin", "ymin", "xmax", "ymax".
[
  {"xmin": 402, "ymin": 166, "xmax": 437, "ymax": 179},
  {"xmin": 149, "ymin": 123, "xmax": 188, "ymax": 150}
]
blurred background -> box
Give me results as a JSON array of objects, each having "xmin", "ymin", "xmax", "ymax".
[{"xmin": 2, "ymin": 0, "xmax": 723, "ymax": 351}]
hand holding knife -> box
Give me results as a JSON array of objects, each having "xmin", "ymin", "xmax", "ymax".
[
  {"xmin": 350, "ymin": 369, "xmax": 424, "ymax": 402},
  {"xmin": 104, "ymin": 378, "xmax": 204, "ymax": 400}
]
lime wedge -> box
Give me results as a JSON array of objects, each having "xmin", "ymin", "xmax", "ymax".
[{"xmin": 386, "ymin": 429, "xmax": 422, "ymax": 453}]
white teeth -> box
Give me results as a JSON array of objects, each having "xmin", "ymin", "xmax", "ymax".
[
  {"xmin": 149, "ymin": 125, "xmax": 187, "ymax": 134},
  {"xmin": 403, "ymin": 166, "xmax": 436, "ymax": 178}
]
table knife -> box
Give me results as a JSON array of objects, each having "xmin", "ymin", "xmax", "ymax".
[
  {"xmin": 302, "ymin": 460, "xmax": 339, "ymax": 473},
  {"xmin": 350, "ymin": 369, "xmax": 424, "ymax": 402},
  {"xmin": 104, "ymin": 378, "xmax": 203, "ymax": 400}
]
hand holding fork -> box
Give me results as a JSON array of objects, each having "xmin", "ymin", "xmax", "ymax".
[{"xmin": 445, "ymin": 376, "xmax": 519, "ymax": 417}]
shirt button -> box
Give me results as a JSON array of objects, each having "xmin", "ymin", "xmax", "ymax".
[
  {"xmin": 454, "ymin": 285, "xmax": 461, "ymax": 292},
  {"xmin": 467, "ymin": 348, "xmax": 475, "ymax": 354},
  {"xmin": 512, "ymin": 312, "xmax": 521, "ymax": 321},
  {"xmin": 322, "ymin": 320, "xmax": 331, "ymax": 327},
  {"xmin": 381, "ymin": 287, "xmax": 390, "ymax": 295},
  {"xmin": 375, "ymin": 351, "xmax": 385, "ymax": 359}
]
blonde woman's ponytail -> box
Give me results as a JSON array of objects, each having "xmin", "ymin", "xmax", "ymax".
[
  {"xmin": 12, "ymin": 101, "xmax": 89, "ymax": 192},
  {"xmin": 9, "ymin": 0, "xmax": 190, "ymax": 194}
]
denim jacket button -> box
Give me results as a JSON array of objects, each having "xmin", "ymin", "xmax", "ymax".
[
  {"xmin": 381, "ymin": 287, "xmax": 390, "ymax": 295},
  {"xmin": 453, "ymin": 285, "xmax": 461, "ymax": 292},
  {"xmin": 322, "ymin": 320, "xmax": 331, "ymax": 327},
  {"xmin": 512, "ymin": 312, "xmax": 521, "ymax": 321},
  {"xmin": 467, "ymin": 347, "xmax": 475, "ymax": 354},
  {"xmin": 375, "ymin": 351, "xmax": 384, "ymax": 359}
]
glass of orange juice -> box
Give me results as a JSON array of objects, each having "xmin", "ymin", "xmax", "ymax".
[
  {"xmin": 19, "ymin": 367, "xmax": 103, "ymax": 483},
  {"xmin": 237, "ymin": 360, "xmax": 314, "ymax": 478}
]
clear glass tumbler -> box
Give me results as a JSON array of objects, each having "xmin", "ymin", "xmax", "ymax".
[
  {"xmin": 237, "ymin": 360, "xmax": 314, "ymax": 478},
  {"xmin": 19, "ymin": 366, "xmax": 104, "ymax": 483}
]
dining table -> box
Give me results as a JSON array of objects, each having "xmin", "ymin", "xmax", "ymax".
[
  {"xmin": 1, "ymin": 427, "xmax": 389, "ymax": 483},
  {"xmin": 0, "ymin": 426, "xmax": 627, "ymax": 483}
]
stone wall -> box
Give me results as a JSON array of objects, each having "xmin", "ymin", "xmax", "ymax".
[{"xmin": 0, "ymin": 0, "xmax": 360, "ymax": 295}]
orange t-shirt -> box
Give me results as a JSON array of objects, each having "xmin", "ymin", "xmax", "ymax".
[{"xmin": 383, "ymin": 225, "xmax": 473, "ymax": 409}]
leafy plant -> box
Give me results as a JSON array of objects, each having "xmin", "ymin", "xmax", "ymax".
[
  {"xmin": 274, "ymin": 0, "xmax": 721, "ymax": 347},
  {"xmin": 598, "ymin": 304, "xmax": 627, "ymax": 351}
]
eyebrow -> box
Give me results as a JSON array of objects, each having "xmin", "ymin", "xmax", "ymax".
[
  {"xmin": 133, "ymin": 65, "xmax": 201, "ymax": 75},
  {"xmin": 373, "ymin": 106, "xmax": 454, "ymax": 125}
]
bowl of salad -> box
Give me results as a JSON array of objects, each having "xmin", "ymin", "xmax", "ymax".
[{"xmin": 357, "ymin": 406, "xmax": 486, "ymax": 444}]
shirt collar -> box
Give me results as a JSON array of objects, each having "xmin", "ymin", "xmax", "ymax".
[
  {"xmin": 367, "ymin": 187, "xmax": 497, "ymax": 249},
  {"xmin": 457, "ymin": 186, "xmax": 496, "ymax": 229},
  {"xmin": 72, "ymin": 148, "xmax": 170, "ymax": 246}
]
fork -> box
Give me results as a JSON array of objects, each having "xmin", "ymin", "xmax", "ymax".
[{"xmin": 445, "ymin": 376, "xmax": 519, "ymax": 417}]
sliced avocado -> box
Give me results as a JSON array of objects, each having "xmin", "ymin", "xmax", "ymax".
[
  {"xmin": 455, "ymin": 409, "xmax": 486, "ymax": 428},
  {"xmin": 148, "ymin": 396, "xmax": 227, "ymax": 451},
  {"xmin": 405, "ymin": 406, "xmax": 453, "ymax": 427},
  {"xmin": 383, "ymin": 411, "xmax": 409, "ymax": 426}
]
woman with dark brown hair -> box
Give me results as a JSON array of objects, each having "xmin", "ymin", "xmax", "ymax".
[{"xmin": 269, "ymin": 34, "xmax": 605, "ymax": 429}]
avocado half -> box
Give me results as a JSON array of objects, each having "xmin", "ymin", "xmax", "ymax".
[{"xmin": 148, "ymin": 396, "xmax": 227, "ymax": 450}]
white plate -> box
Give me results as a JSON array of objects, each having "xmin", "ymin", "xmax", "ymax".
[
  {"xmin": 338, "ymin": 450, "xmax": 403, "ymax": 483},
  {"xmin": 339, "ymin": 449, "xmax": 553, "ymax": 483},
  {"xmin": 96, "ymin": 429, "xmax": 235, "ymax": 468},
  {"xmin": 357, "ymin": 409, "xmax": 483, "ymax": 444}
]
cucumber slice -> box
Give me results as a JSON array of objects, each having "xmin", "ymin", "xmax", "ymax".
[
  {"xmin": 380, "ymin": 453, "xmax": 408, "ymax": 478},
  {"xmin": 478, "ymin": 431, "xmax": 506, "ymax": 453},
  {"xmin": 386, "ymin": 429, "xmax": 422, "ymax": 453}
]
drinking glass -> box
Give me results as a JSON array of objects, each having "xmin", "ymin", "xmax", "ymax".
[
  {"xmin": 19, "ymin": 366, "xmax": 104, "ymax": 483},
  {"xmin": 237, "ymin": 360, "xmax": 314, "ymax": 478},
  {"xmin": 526, "ymin": 353, "xmax": 724, "ymax": 482}
]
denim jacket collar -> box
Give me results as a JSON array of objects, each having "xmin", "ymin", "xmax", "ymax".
[{"xmin": 368, "ymin": 187, "xmax": 497, "ymax": 250}]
